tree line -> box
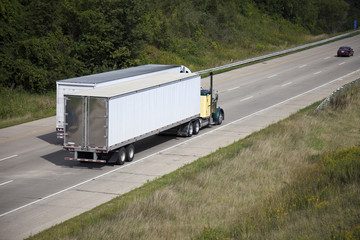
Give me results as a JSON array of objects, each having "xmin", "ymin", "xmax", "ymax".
[{"xmin": 0, "ymin": 0, "xmax": 357, "ymax": 93}]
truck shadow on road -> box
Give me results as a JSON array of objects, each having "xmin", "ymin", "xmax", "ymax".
[
  {"xmin": 41, "ymin": 150, "xmax": 106, "ymax": 169},
  {"xmin": 40, "ymin": 134, "xmax": 178, "ymax": 169},
  {"xmin": 37, "ymin": 131, "xmax": 63, "ymax": 146},
  {"xmin": 133, "ymin": 135, "xmax": 180, "ymax": 155}
]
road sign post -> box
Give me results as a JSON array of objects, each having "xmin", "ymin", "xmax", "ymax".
[{"xmin": 355, "ymin": 20, "xmax": 357, "ymax": 29}]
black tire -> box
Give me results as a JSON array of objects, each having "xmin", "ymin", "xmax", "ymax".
[
  {"xmin": 187, "ymin": 122, "xmax": 193, "ymax": 137},
  {"xmin": 125, "ymin": 144, "xmax": 135, "ymax": 162},
  {"xmin": 116, "ymin": 147, "xmax": 126, "ymax": 165},
  {"xmin": 193, "ymin": 120, "xmax": 200, "ymax": 135},
  {"xmin": 217, "ymin": 111, "xmax": 224, "ymax": 125}
]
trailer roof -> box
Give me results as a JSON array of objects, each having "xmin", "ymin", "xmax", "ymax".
[
  {"xmin": 58, "ymin": 64, "xmax": 181, "ymax": 84},
  {"xmin": 69, "ymin": 72, "xmax": 199, "ymax": 98}
]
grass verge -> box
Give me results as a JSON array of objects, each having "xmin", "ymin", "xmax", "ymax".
[
  {"xmin": 0, "ymin": 88, "xmax": 56, "ymax": 128},
  {"xmin": 27, "ymin": 80, "xmax": 360, "ymax": 240}
]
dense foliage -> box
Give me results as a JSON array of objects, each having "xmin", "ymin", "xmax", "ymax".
[
  {"xmin": 254, "ymin": 0, "xmax": 351, "ymax": 33},
  {"xmin": 0, "ymin": 0, "xmax": 358, "ymax": 92}
]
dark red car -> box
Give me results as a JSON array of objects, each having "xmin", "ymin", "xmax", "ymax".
[{"xmin": 337, "ymin": 46, "xmax": 354, "ymax": 57}]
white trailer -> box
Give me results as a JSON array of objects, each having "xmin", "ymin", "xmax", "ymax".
[
  {"xmin": 56, "ymin": 64, "xmax": 191, "ymax": 138},
  {"xmin": 63, "ymin": 72, "xmax": 224, "ymax": 164}
]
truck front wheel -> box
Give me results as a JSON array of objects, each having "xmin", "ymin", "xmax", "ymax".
[
  {"xmin": 217, "ymin": 111, "xmax": 224, "ymax": 125},
  {"xmin": 116, "ymin": 147, "xmax": 126, "ymax": 165}
]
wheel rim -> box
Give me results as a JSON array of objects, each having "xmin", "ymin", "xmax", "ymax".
[
  {"xmin": 120, "ymin": 151, "xmax": 126, "ymax": 162},
  {"xmin": 128, "ymin": 147, "xmax": 134, "ymax": 159},
  {"xmin": 188, "ymin": 124, "xmax": 193, "ymax": 136},
  {"xmin": 195, "ymin": 122, "xmax": 200, "ymax": 132},
  {"xmin": 218, "ymin": 113, "xmax": 223, "ymax": 124}
]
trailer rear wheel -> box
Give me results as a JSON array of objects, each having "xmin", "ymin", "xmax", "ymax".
[
  {"xmin": 116, "ymin": 147, "xmax": 126, "ymax": 165},
  {"xmin": 125, "ymin": 144, "xmax": 135, "ymax": 162},
  {"xmin": 193, "ymin": 120, "xmax": 200, "ymax": 135}
]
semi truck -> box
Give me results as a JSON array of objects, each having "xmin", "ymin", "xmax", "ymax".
[
  {"xmin": 63, "ymin": 71, "xmax": 224, "ymax": 164},
  {"xmin": 56, "ymin": 64, "xmax": 191, "ymax": 139}
]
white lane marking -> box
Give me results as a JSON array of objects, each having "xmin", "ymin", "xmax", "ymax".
[
  {"xmin": 228, "ymin": 87, "xmax": 239, "ymax": 91},
  {"xmin": 240, "ymin": 96, "xmax": 254, "ymax": 102},
  {"xmin": 314, "ymin": 71, "xmax": 322, "ymax": 75},
  {"xmin": 0, "ymin": 155, "xmax": 18, "ymax": 162},
  {"xmin": 339, "ymin": 62, "xmax": 346, "ymax": 65},
  {"xmin": 298, "ymin": 64, "xmax": 307, "ymax": 68},
  {"xmin": 324, "ymin": 56, "xmax": 330, "ymax": 60},
  {"xmin": 0, "ymin": 180, "xmax": 13, "ymax": 186},
  {"xmin": 267, "ymin": 74, "xmax": 278, "ymax": 78},
  {"xmin": 2, "ymin": 69, "xmax": 360, "ymax": 218},
  {"xmin": 282, "ymin": 82, "xmax": 293, "ymax": 87}
]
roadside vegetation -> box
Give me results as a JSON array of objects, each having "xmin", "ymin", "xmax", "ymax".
[
  {"xmin": 1, "ymin": 0, "xmax": 356, "ymax": 93},
  {"xmin": 27, "ymin": 79, "xmax": 360, "ymax": 239},
  {"xmin": 0, "ymin": 88, "xmax": 55, "ymax": 128}
]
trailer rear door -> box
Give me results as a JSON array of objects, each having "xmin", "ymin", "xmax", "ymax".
[
  {"xmin": 88, "ymin": 97, "xmax": 107, "ymax": 148},
  {"xmin": 65, "ymin": 96, "xmax": 84, "ymax": 146},
  {"xmin": 65, "ymin": 96, "xmax": 107, "ymax": 149}
]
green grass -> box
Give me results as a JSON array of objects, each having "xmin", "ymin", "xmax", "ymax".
[
  {"xmin": 0, "ymin": 88, "xmax": 56, "ymax": 128},
  {"xmin": 26, "ymin": 80, "xmax": 360, "ymax": 240}
]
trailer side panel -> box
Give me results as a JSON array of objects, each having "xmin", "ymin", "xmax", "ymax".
[{"xmin": 107, "ymin": 75, "xmax": 200, "ymax": 148}]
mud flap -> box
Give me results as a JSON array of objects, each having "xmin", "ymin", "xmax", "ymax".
[{"xmin": 107, "ymin": 150, "xmax": 119, "ymax": 164}]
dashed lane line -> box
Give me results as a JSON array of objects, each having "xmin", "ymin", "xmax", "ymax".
[
  {"xmin": 0, "ymin": 180, "xmax": 13, "ymax": 186},
  {"xmin": 0, "ymin": 155, "xmax": 18, "ymax": 162},
  {"xmin": 281, "ymin": 82, "xmax": 293, "ymax": 87}
]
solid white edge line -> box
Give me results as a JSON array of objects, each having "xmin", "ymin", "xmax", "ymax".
[
  {"xmin": 1, "ymin": 69, "xmax": 360, "ymax": 218},
  {"xmin": 0, "ymin": 155, "xmax": 18, "ymax": 162},
  {"xmin": 0, "ymin": 180, "xmax": 13, "ymax": 186}
]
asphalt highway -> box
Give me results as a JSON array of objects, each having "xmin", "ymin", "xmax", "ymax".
[{"xmin": 0, "ymin": 34, "xmax": 359, "ymax": 239}]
